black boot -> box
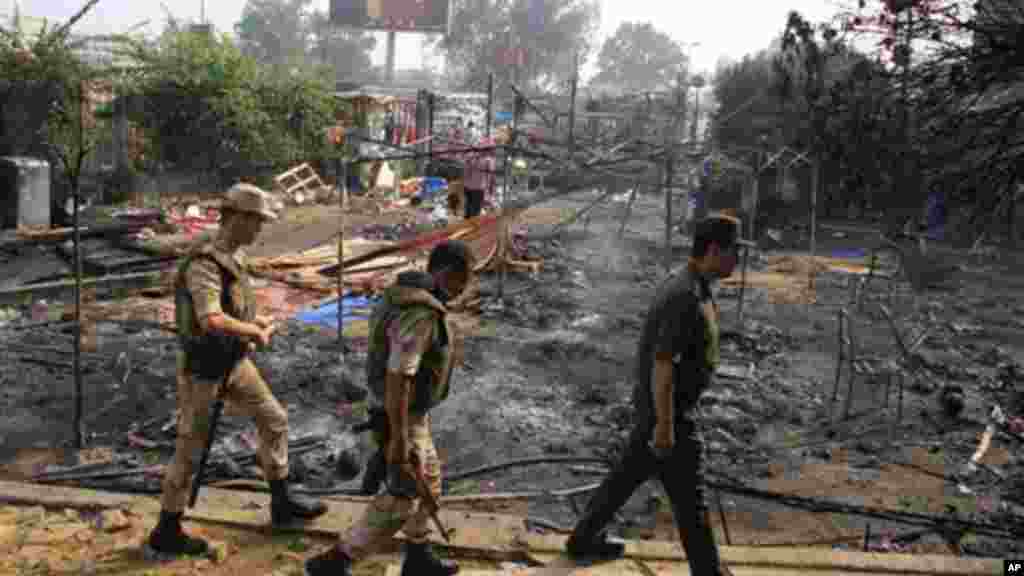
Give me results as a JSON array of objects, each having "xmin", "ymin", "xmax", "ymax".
[
  {"xmin": 269, "ymin": 477, "xmax": 327, "ymax": 525},
  {"xmin": 360, "ymin": 449, "xmax": 386, "ymax": 495},
  {"xmin": 304, "ymin": 546, "xmax": 353, "ymax": 576},
  {"xmin": 566, "ymin": 528, "xmax": 626, "ymax": 561},
  {"xmin": 147, "ymin": 510, "xmax": 210, "ymax": 557},
  {"xmin": 400, "ymin": 542, "xmax": 459, "ymax": 576}
]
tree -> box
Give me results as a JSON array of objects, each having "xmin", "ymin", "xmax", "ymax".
[
  {"xmin": 441, "ymin": 0, "xmax": 600, "ymax": 93},
  {"xmin": 235, "ymin": 0, "xmax": 313, "ymax": 74},
  {"xmin": 306, "ymin": 10, "xmax": 375, "ymax": 82},
  {"xmin": 0, "ymin": 0, "xmax": 129, "ymax": 449},
  {"xmin": 590, "ymin": 22, "xmax": 688, "ymax": 95},
  {"xmin": 836, "ymin": 0, "xmax": 1024, "ymax": 240},
  {"xmin": 235, "ymin": 0, "xmax": 375, "ymax": 81},
  {"xmin": 128, "ymin": 27, "xmax": 340, "ymax": 187}
]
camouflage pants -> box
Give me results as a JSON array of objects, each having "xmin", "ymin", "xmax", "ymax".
[
  {"xmin": 339, "ymin": 413, "xmax": 442, "ymax": 560},
  {"xmin": 160, "ymin": 353, "xmax": 289, "ymax": 513}
]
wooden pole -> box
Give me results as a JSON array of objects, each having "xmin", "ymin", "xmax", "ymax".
[
  {"xmin": 663, "ymin": 79, "xmax": 685, "ymax": 274},
  {"xmin": 72, "ymin": 83, "xmax": 85, "ymax": 450},
  {"xmin": 498, "ymin": 97, "xmax": 519, "ymax": 300},
  {"xmin": 72, "ymin": 176, "xmax": 84, "ymax": 449},
  {"xmin": 567, "ymin": 51, "xmax": 578, "ymax": 171},
  {"xmin": 736, "ymin": 246, "xmax": 749, "ymax": 327},
  {"xmin": 485, "ymin": 73, "xmax": 494, "ymax": 137},
  {"xmin": 618, "ymin": 185, "xmax": 639, "ymax": 238},
  {"xmin": 337, "ymin": 159, "xmax": 347, "ymax": 366},
  {"xmin": 832, "ymin": 308, "xmax": 845, "ymax": 420},
  {"xmin": 809, "ymin": 154, "xmax": 819, "ymax": 292}
]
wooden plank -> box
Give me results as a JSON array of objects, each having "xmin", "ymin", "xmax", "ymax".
[
  {"xmin": 274, "ymin": 163, "xmax": 311, "ymax": 183},
  {"xmin": 0, "ymin": 481, "xmax": 1006, "ymax": 575},
  {"xmin": 0, "ymin": 480, "xmax": 139, "ymax": 510},
  {"xmin": 519, "ymin": 535, "xmax": 1002, "ymax": 575},
  {"xmin": 185, "ymin": 490, "xmax": 527, "ymax": 553},
  {"xmin": 0, "ymin": 271, "xmax": 166, "ymax": 306}
]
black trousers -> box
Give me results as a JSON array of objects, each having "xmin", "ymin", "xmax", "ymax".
[
  {"xmin": 571, "ymin": 423, "xmax": 723, "ymax": 575},
  {"xmin": 463, "ymin": 188, "xmax": 484, "ymax": 218}
]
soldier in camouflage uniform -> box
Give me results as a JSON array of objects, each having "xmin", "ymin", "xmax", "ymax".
[
  {"xmin": 305, "ymin": 241, "xmax": 472, "ymax": 576},
  {"xmin": 147, "ymin": 184, "xmax": 326, "ymax": 558}
]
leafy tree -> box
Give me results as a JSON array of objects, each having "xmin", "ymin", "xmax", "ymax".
[
  {"xmin": 128, "ymin": 28, "xmax": 340, "ymax": 187},
  {"xmin": 235, "ymin": 0, "xmax": 375, "ymax": 81},
  {"xmin": 235, "ymin": 0, "xmax": 314, "ymax": 74},
  {"xmin": 589, "ymin": 22, "xmax": 688, "ymax": 96},
  {"xmin": 836, "ymin": 0, "xmax": 1024, "ymax": 239},
  {"xmin": 441, "ymin": 0, "xmax": 600, "ymax": 93},
  {"xmin": 306, "ymin": 10, "xmax": 375, "ymax": 82}
]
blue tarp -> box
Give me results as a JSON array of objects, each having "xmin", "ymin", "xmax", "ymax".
[
  {"xmin": 831, "ymin": 249, "xmax": 866, "ymax": 260},
  {"xmin": 294, "ymin": 293, "xmax": 378, "ymax": 329}
]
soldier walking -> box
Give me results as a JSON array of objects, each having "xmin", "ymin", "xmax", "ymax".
[
  {"xmin": 564, "ymin": 214, "xmax": 750, "ymax": 576},
  {"xmin": 304, "ymin": 240, "xmax": 473, "ymax": 576},
  {"xmin": 147, "ymin": 184, "xmax": 327, "ymax": 557}
]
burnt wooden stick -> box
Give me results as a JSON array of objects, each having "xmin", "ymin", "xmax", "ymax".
[
  {"xmin": 843, "ymin": 313, "xmax": 860, "ymax": 420},
  {"xmin": 715, "ymin": 489, "xmax": 732, "ymax": 546},
  {"xmin": 884, "ymin": 372, "xmax": 892, "ymax": 411},
  {"xmin": 898, "ymin": 372, "xmax": 905, "ymax": 423},
  {"xmin": 832, "ymin": 309, "xmax": 846, "ymax": 418}
]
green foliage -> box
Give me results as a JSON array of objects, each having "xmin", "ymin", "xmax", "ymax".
[
  {"xmin": 590, "ymin": 22, "xmax": 688, "ymax": 95},
  {"xmin": 236, "ymin": 0, "xmax": 375, "ymax": 81},
  {"xmin": 442, "ymin": 0, "xmax": 600, "ymax": 92},
  {"xmin": 128, "ymin": 29, "xmax": 341, "ymax": 187},
  {"xmin": 0, "ymin": 0, "xmax": 121, "ymax": 191}
]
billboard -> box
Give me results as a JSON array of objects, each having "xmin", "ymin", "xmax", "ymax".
[{"xmin": 330, "ymin": 0, "xmax": 451, "ymax": 34}]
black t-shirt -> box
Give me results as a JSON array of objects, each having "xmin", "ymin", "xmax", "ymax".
[{"xmin": 632, "ymin": 269, "xmax": 716, "ymax": 437}]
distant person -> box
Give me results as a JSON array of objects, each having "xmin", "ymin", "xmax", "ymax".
[
  {"xmin": 304, "ymin": 241, "xmax": 473, "ymax": 576},
  {"xmin": 462, "ymin": 122, "xmax": 493, "ymax": 219},
  {"xmin": 563, "ymin": 214, "xmax": 751, "ymax": 576},
  {"xmin": 147, "ymin": 184, "xmax": 326, "ymax": 558}
]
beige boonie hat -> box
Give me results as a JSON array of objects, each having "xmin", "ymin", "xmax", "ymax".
[{"xmin": 223, "ymin": 183, "xmax": 278, "ymax": 222}]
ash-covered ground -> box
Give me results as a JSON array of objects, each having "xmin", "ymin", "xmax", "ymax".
[{"xmin": 2, "ymin": 190, "xmax": 1023, "ymax": 557}]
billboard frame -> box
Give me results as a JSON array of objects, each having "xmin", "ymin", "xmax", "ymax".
[{"xmin": 329, "ymin": 0, "xmax": 452, "ymax": 35}]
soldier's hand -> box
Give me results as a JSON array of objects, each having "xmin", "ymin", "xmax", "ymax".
[
  {"xmin": 255, "ymin": 324, "xmax": 276, "ymax": 347},
  {"xmin": 650, "ymin": 425, "xmax": 674, "ymax": 461},
  {"xmin": 386, "ymin": 457, "xmax": 419, "ymax": 498}
]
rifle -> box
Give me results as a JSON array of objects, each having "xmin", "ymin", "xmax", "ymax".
[
  {"xmin": 188, "ymin": 372, "xmax": 231, "ymax": 509},
  {"xmin": 409, "ymin": 451, "xmax": 451, "ymax": 544}
]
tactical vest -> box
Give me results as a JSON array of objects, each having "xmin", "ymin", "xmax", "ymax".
[
  {"xmin": 175, "ymin": 244, "xmax": 255, "ymax": 380},
  {"xmin": 366, "ymin": 288, "xmax": 456, "ymax": 416}
]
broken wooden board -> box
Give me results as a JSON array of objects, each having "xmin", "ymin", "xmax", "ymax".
[
  {"xmin": 0, "ymin": 271, "xmax": 167, "ymax": 307},
  {"xmin": 185, "ymin": 489, "xmax": 527, "ymax": 554},
  {"xmin": 518, "ymin": 535, "xmax": 1002, "ymax": 576},
  {"xmin": 0, "ymin": 481, "xmax": 1005, "ymax": 575}
]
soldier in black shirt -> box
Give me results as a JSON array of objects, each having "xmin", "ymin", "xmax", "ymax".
[{"xmin": 566, "ymin": 214, "xmax": 752, "ymax": 576}]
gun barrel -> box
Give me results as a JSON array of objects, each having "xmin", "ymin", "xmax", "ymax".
[
  {"xmin": 188, "ymin": 397, "xmax": 225, "ymax": 508},
  {"xmin": 411, "ymin": 455, "xmax": 450, "ymax": 543}
]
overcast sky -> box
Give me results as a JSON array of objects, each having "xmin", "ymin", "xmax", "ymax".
[{"xmin": 10, "ymin": 0, "xmax": 843, "ymax": 77}]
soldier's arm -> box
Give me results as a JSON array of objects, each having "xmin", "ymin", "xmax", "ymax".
[
  {"xmin": 385, "ymin": 317, "xmax": 435, "ymax": 460},
  {"xmin": 187, "ymin": 259, "xmax": 263, "ymax": 340}
]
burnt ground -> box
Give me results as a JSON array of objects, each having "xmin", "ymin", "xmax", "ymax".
[{"xmin": 1, "ymin": 188, "xmax": 1023, "ymax": 559}]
